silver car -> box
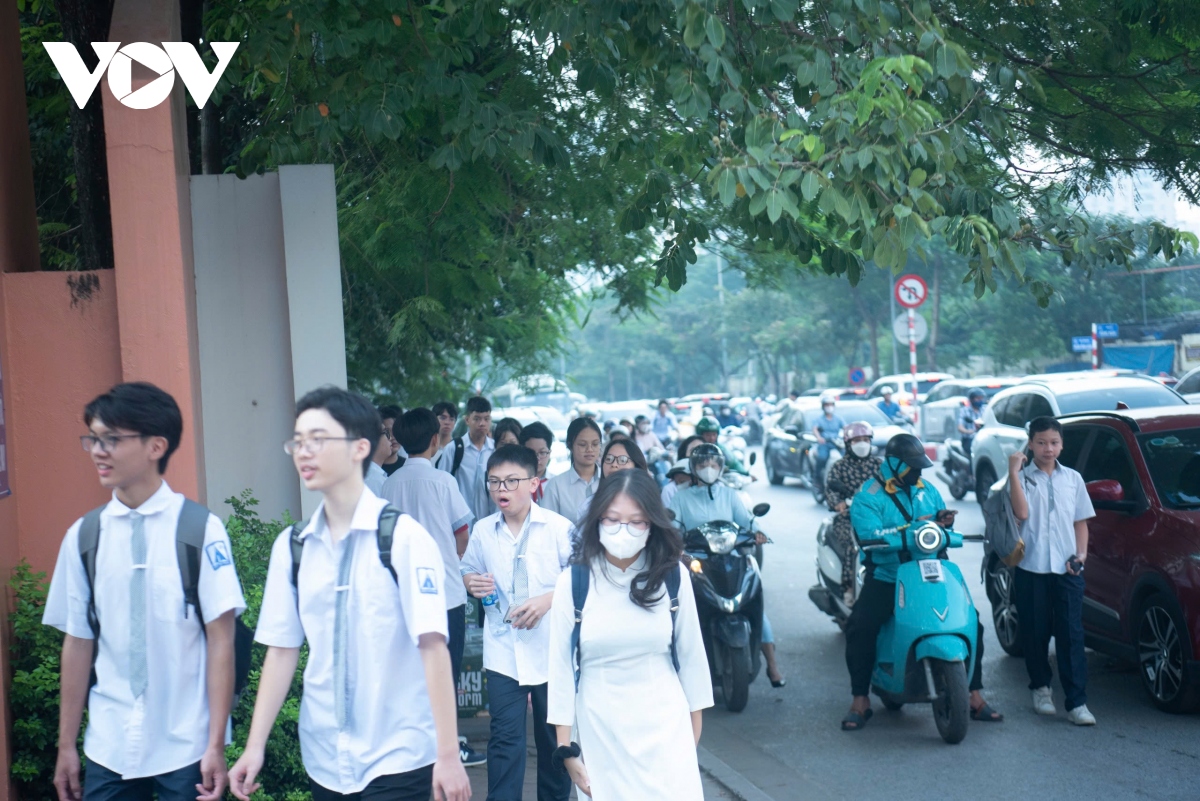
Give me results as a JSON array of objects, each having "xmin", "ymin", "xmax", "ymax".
[
  {"xmin": 969, "ymin": 373, "xmax": 1188, "ymax": 502},
  {"xmin": 919, "ymin": 377, "xmax": 1022, "ymax": 442},
  {"xmin": 1178, "ymin": 365, "xmax": 1200, "ymax": 403}
]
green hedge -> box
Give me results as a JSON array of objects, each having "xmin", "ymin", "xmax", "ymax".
[{"xmin": 8, "ymin": 491, "xmax": 312, "ymax": 800}]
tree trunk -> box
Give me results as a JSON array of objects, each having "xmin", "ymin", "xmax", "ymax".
[
  {"xmin": 867, "ymin": 315, "xmax": 879, "ymax": 379},
  {"xmin": 929, "ymin": 260, "xmax": 941, "ymax": 370},
  {"xmin": 57, "ymin": 0, "xmax": 115, "ymax": 272}
]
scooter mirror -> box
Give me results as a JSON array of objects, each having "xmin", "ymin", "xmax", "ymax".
[
  {"xmin": 752, "ymin": 502, "xmax": 771, "ymax": 517},
  {"xmin": 749, "ymin": 452, "xmax": 757, "ymax": 466}
]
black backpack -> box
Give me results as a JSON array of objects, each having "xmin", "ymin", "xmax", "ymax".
[
  {"xmin": 78, "ymin": 500, "xmax": 253, "ymax": 700},
  {"xmin": 569, "ymin": 561, "xmax": 681, "ymax": 691},
  {"xmin": 450, "ymin": 437, "xmax": 465, "ymax": 477},
  {"xmin": 289, "ymin": 504, "xmax": 402, "ymax": 587}
]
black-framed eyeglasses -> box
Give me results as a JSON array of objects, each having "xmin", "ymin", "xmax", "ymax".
[
  {"xmin": 533, "ymin": 449, "xmax": 552, "ymax": 459},
  {"xmin": 80, "ymin": 433, "xmax": 145, "ymax": 453},
  {"xmin": 284, "ymin": 436, "xmax": 361, "ymax": 456},
  {"xmin": 486, "ymin": 477, "xmax": 533, "ymax": 491},
  {"xmin": 603, "ymin": 454, "xmax": 633, "ymax": 467}
]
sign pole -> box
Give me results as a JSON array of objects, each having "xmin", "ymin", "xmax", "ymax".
[
  {"xmin": 1091, "ymin": 323, "xmax": 1099, "ymax": 370},
  {"xmin": 908, "ymin": 307, "xmax": 918, "ymax": 407}
]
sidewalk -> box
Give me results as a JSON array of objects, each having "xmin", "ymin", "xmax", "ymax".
[{"xmin": 459, "ymin": 716, "xmax": 735, "ymax": 799}]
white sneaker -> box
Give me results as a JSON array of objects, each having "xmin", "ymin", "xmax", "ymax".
[
  {"xmin": 1067, "ymin": 704, "xmax": 1096, "ymax": 726},
  {"xmin": 1032, "ymin": 687, "xmax": 1056, "ymax": 716}
]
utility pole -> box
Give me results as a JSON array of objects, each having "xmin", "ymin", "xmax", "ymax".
[
  {"xmin": 716, "ymin": 250, "xmax": 729, "ymax": 386},
  {"xmin": 889, "ymin": 272, "xmax": 899, "ymax": 374}
]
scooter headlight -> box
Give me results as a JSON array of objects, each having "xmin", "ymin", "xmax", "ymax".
[
  {"xmin": 914, "ymin": 522, "xmax": 944, "ymax": 553},
  {"xmin": 700, "ymin": 522, "xmax": 739, "ymax": 555}
]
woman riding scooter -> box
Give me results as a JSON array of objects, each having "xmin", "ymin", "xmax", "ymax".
[
  {"xmin": 841, "ymin": 433, "xmax": 1002, "ymax": 730},
  {"xmin": 824, "ymin": 422, "xmax": 881, "ymax": 605}
]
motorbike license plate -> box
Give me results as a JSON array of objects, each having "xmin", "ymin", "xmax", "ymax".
[{"xmin": 919, "ymin": 559, "xmax": 944, "ymax": 583}]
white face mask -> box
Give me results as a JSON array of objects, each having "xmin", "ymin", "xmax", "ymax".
[
  {"xmin": 637, "ymin": 422, "xmax": 650, "ymax": 433},
  {"xmin": 599, "ymin": 522, "xmax": 650, "ymax": 560},
  {"xmin": 851, "ymin": 441, "xmax": 872, "ymax": 458},
  {"xmin": 697, "ymin": 466, "xmax": 721, "ymax": 485}
]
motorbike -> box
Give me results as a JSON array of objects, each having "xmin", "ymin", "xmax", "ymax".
[
  {"xmin": 858, "ymin": 519, "xmax": 978, "ymax": 744},
  {"xmin": 683, "ymin": 501, "xmax": 771, "ymax": 713},
  {"xmin": 804, "ymin": 433, "xmax": 843, "ymax": 506},
  {"xmin": 721, "ymin": 425, "xmax": 749, "ymax": 466},
  {"xmin": 936, "ymin": 439, "xmax": 973, "ymax": 501},
  {"xmin": 808, "ymin": 478, "xmax": 862, "ymax": 629},
  {"xmin": 719, "ymin": 454, "xmax": 762, "ymax": 567}
]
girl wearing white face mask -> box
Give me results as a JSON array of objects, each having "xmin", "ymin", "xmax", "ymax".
[
  {"xmin": 547, "ymin": 470, "xmax": 712, "ymax": 801},
  {"xmin": 825, "ymin": 422, "xmax": 883, "ymax": 602}
]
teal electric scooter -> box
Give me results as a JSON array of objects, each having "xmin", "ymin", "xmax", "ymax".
[{"xmin": 860, "ymin": 520, "xmax": 978, "ymax": 744}]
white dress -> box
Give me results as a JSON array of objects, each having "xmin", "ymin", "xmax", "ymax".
[{"xmin": 547, "ymin": 555, "xmax": 714, "ymax": 801}]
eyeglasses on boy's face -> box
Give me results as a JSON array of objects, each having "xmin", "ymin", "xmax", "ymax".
[
  {"xmin": 80, "ymin": 433, "xmax": 145, "ymax": 453},
  {"xmin": 602, "ymin": 454, "xmax": 633, "ymax": 467},
  {"xmin": 486, "ymin": 476, "xmax": 534, "ymax": 491},
  {"xmin": 284, "ymin": 436, "xmax": 361, "ymax": 456}
]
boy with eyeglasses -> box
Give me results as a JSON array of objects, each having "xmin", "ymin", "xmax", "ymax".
[
  {"xmin": 229, "ymin": 387, "xmax": 469, "ymax": 801},
  {"xmin": 45, "ymin": 382, "xmax": 245, "ymax": 801},
  {"xmin": 460, "ymin": 445, "xmax": 573, "ymax": 801},
  {"xmin": 378, "ymin": 405, "xmax": 406, "ymax": 476}
]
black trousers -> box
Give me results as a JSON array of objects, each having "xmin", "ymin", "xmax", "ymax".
[
  {"xmin": 845, "ymin": 570, "xmax": 985, "ymax": 697},
  {"xmin": 1013, "ymin": 568, "xmax": 1088, "ymax": 710},
  {"xmin": 83, "ymin": 760, "xmax": 201, "ymax": 801},
  {"xmin": 309, "ymin": 766, "xmax": 434, "ymax": 801},
  {"xmin": 485, "ymin": 672, "xmax": 571, "ymax": 801}
]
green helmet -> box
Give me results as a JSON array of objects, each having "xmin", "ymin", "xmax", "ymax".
[{"xmin": 695, "ymin": 416, "xmax": 720, "ymax": 434}]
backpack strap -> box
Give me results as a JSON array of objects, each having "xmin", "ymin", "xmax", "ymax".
[
  {"xmin": 666, "ymin": 564, "xmax": 682, "ymax": 673},
  {"xmin": 376, "ymin": 504, "xmax": 401, "ymax": 584},
  {"xmin": 289, "ymin": 518, "xmax": 310, "ymax": 589},
  {"xmin": 451, "ymin": 437, "xmax": 465, "ymax": 477},
  {"xmin": 77, "ymin": 507, "xmax": 106, "ymax": 644},
  {"xmin": 570, "ymin": 563, "xmax": 590, "ymax": 692},
  {"xmin": 876, "ymin": 472, "xmax": 914, "ymax": 524},
  {"xmin": 176, "ymin": 499, "xmax": 210, "ymax": 624}
]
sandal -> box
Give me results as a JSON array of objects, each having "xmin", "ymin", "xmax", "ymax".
[
  {"xmin": 970, "ymin": 703, "xmax": 1004, "ymax": 722},
  {"xmin": 840, "ymin": 708, "xmax": 873, "ymax": 731}
]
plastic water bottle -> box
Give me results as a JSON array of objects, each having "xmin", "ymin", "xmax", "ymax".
[{"xmin": 481, "ymin": 590, "xmax": 498, "ymax": 608}]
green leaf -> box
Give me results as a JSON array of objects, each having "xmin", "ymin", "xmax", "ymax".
[
  {"xmin": 936, "ymin": 45, "xmax": 956, "ymax": 78},
  {"xmin": 766, "ymin": 188, "xmax": 785, "ymax": 222},
  {"xmin": 908, "ymin": 168, "xmax": 928, "ymax": 187},
  {"xmin": 770, "ymin": 0, "xmax": 798, "ymax": 21},
  {"xmin": 705, "ymin": 16, "xmax": 726, "ymax": 49},
  {"xmin": 801, "ymin": 170, "xmax": 821, "ymax": 201},
  {"xmin": 683, "ymin": 19, "xmax": 706, "ymax": 50},
  {"xmin": 717, "ymin": 168, "xmax": 738, "ymax": 206}
]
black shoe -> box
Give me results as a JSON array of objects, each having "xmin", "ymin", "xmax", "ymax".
[{"xmin": 459, "ymin": 739, "xmax": 486, "ymax": 767}]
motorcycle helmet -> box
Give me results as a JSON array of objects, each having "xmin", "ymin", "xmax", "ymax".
[
  {"xmin": 689, "ymin": 443, "xmax": 725, "ymax": 487},
  {"xmin": 880, "ymin": 385, "xmax": 894, "ymax": 397},
  {"xmin": 967, "ymin": 388, "xmax": 986, "ymax": 408},
  {"xmin": 666, "ymin": 458, "xmax": 691, "ymax": 478},
  {"xmin": 844, "ymin": 422, "xmax": 875, "ymax": 459},
  {"xmin": 885, "ymin": 433, "xmax": 932, "ymax": 486},
  {"xmin": 695, "ymin": 416, "xmax": 721, "ymax": 435}
]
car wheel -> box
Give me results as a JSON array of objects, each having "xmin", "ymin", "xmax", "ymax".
[
  {"xmin": 975, "ymin": 462, "xmax": 997, "ymax": 506},
  {"xmin": 765, "ymin": 453, "xmax": 783, "ymax": 486},
  {"xmin": 985, "ymin": 556, "xmax": 1023, "ymax": 657},
  {"xmin": 1136, "ymin": 593, "xmax": 1200, "ymax": 713}
]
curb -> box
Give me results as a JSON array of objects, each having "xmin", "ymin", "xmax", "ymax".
[{"xmin": 696, "ymin": 745, "xmax": 778, "ymax": 801}]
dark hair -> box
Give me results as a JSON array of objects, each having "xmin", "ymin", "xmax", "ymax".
[
  {"xmin": 658, "ymin": 399, "xmax": 670, "ymax": 408},
  {"xmin": 493, "ymin": 417, "xmax": 524, "ymax": 444},
  {"xmin": 84, "ymin": 382, "xmax": 183, "ymax": 474},
  {"xmin": 676, "ymin": 434, "xmax": 703, "ymax": 461},
  {"xmin": 573, "ymin": 470, "xmax": 684, "ymax": 610},
  {"xmin": 432, "ymin": 401, "xmax": 458, "ymax": 419},
  {"xmin": 519, "ymin": 421, "xmax": 554, "ymax": 447},
  {"xmin": 566, "ymin": 417, "xmax": 603, "ymax": 461},
  {"xmin": 487, "ymin": 443, "xmax": 538, "ymax": 476},
  {"xmin": 295, "ymin": 386, "xmax": 381, "ymax": 477},
  {"xmin": 396, "ymin": 408, "xmax": 439, "ymax": 456},
  {"xmin": 377, "ymin": 404, "xmax": 403, "ymax": 422},
  {"xmin": 465, "ymin": 396, "xmax": 492, "ymax": 415},
  {"xmin": 601, "ymin": 438, "xmax": 648, "ymax": 475},
  {"xmin": 1028, "ymin": 416, "xmax": 1062, "ymax": 437}
]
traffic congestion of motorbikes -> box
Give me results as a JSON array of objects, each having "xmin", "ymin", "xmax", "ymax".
[{"xmin": 495, "ymin": 363, "xmax": 1200, "ymax": 742}]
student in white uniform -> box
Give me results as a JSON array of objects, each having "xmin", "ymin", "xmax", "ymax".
[
  {"xmin": 44, "ymin": 382, "xmax": 246, "ymax": 801},
  {"xmin": 540, "ymin": 417, "xmax": 601, "ymax": 525},
  {"xmin": 228, "ymin": 387, "xmax": 469, "ymax": 801},
  {"xmin": 460, "ymin": 445, "xmax": 573, "ymax": 801},
  {"xmin": 547, "ymin": 469, "xmax": 713, "ymax": 801},
  {"xmin": 438, "ymin": 396, "xmax": 496, "ymax": 522}
]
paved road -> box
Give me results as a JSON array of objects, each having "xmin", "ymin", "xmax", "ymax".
[{"xmin": 695, "ymin": 451, "xmax": 1199, "ymax": 801}]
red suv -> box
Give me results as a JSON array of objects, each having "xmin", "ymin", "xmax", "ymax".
[{"xmin": 984, "ymin": 406, "xmax": 1200, "ymax": 713}]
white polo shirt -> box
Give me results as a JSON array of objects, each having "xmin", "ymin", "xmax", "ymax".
[
  {"xmin": 379, "ymin": 457, "xmax": 474, "ymax": 610},
  {"xmin": 438, "ymin": 436, "xmax": 496, "ymax": 523},
  {"xmin": 460, "ymin": 503, "xmax": 573, "ymax": 686},
  {"xmin": 540, "ymin": 467, "xmax": 600, "ymax": 525},
  {"xmin": 1017, "ymin": 461, "xmax": 1096, "ymax": 575},
  {"xmin": 42, "ymin": 481, "xmax": 246, "ymax": 779},
  {"xmin": 254, "ymin": 488, "xmax": 448, "ymax": 794}
]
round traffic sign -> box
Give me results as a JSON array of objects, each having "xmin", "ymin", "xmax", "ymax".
[
  {"xmin": 892, "ymin": 312, "xmax": 928, "ymax": 344},
  {"xmin": 848, "ymin": 367, "xmax": 866, "ymax": 386},
  {"xmin": 895, "ymin": 274, "xmax": 928, "ymax": 308}
]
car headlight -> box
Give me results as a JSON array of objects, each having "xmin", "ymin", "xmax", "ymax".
[
  {"xmin": 700, "ymin": 523, "xmax": 739, "ymax": 555},
  {"xmin": 914, "ymin": 522, "xmax": 945, "ymax": 553}
]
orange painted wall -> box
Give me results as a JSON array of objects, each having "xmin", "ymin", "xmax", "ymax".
[{"xmin": 3, "ymin": 271, "xmax": 122, "ymax": 574}]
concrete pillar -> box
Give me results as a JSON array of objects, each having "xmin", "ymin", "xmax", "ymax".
[{"xmin": 102, "ymin": 0, "xmax": 206, "ymax": 501}]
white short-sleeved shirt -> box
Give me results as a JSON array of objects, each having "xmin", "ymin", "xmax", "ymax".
[
  {"xmin": 42, "ymin": 481, "xmax": 246, "ymax": 779},
  {"xmin": 365, "ymin": 461, "xmax": 387, "ymax": 495},
  {"xmin": 254, "ymin": 488, "xmax": 448, "ymax": 794},
  {"xmin": 1017, "ymin": 462, "xmax": 1096, "ymax": 575},
  {"xmin": 437, "ymin": 436, "xmax": 496, "ymax": 522},
  {"xmin": 459, "ymin": 503, "xmax": 573, "ymax": 685},
  {"xmin": 379, "ymin": 457, "xmax": 474, "ymax": 610},
  {"xmin": 541, "ymin": 467, "xmax": 600, "ymax": 525}
]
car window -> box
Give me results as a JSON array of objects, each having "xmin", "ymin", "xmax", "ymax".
[
  {"xmin": 1080, "ymin": 428, "xmax": 1142, "ymax": 501},
  {"xmin": 1025, "ymin": 394, "xmax": 1054, "ymax": 422},
  {"xmin": 1059, "ymin": 427, "xmax": 1091, "ymax": 470},
  {"xmin": 1138, "ymin": 428, "xmax": 1200, "ymax": 509},
  {"xmin": 1055, "ymin": 383, "xmax": 1186, "ymax": 414},
  {"xmin": 990, "ymin": 395, "xmax": 1013, "ymax": 426},
  {"xmin": 925, "ymin": 385, "xmax": 949, "ymax": 403},
  {"xmin": 917, "ymin": 379, "xmax": 945, "ymax": 394},
  {"xmin": 997, "ymin": 393, "xmax": 1029, "ymax": 428},
  {"xmin": 1177, "ymin": 371, "xmax": 1200, "ymax": 395}
]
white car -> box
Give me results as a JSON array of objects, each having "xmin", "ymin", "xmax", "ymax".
[
  {"xmin": 490, "ymin": 405, "xmax": 572, "ymax": 476},
  {"xmin": 969, "ymin": 374, "xmax": 1188, "ymax": 502},
  {"xmin": 919, "ymin": 377, "xmax": 1022, "ymax": 442},
  {"xmin": 1177, "ymin": 365, "xmax": 1200, "ymax": 403},
  {"xmin": 866, "ymin": 371, "xmax": 956, "ymax": 423}
]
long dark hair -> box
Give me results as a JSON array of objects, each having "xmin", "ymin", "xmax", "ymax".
[
  {"xmin": 677, "ymin": 434, "xmax": 703, "ymax": 461},
  {"xmin": 600, "ymin": 438, "xmax": 648, "ymax": 476},
  {"xmin": 573, "ymin": 470, "xmax": 684, "ymax": 610}
]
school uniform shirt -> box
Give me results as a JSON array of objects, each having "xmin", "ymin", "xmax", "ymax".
[
  {"xmin": 379, "ymin": 456, "xmax": 474, "ymax": 610},
  {"xmin": 540, "ymin": 466, "xmax": 601, "ymax": 525},
  {"xmin": 459, "ymin": 503, "xmax": 573, "ymax": 686},
  {"xmin": 42, "ymin": 481, "xmax": 246, "ymax": 780},
  {"xmin": 254, "ymin": 488, "xmax": 449, "ymax": 794},
  {"xmin": 1017, "ymin": 462, "xmax": 1095, "ymax": 575},
  {"xmin": 365, "ymin": 461, "xmax": 388, "ymax": 495},
  {"xmin": 438, "ymin": 436, "xmax": 496, "ymax": 523}
]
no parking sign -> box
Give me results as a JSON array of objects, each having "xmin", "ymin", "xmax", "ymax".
[{"xmin": 848, "ymin": 367, "xmax": 866, "ymax": 386}]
